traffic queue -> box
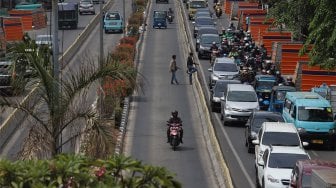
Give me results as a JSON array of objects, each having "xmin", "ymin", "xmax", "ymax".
[{"xmin": 184, "ymin": 0, "xmax": 336, "ymax": 187}]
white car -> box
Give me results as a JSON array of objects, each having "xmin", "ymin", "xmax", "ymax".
[
  {"xmin": 256, "ymin": 146, "xmax": 310, "ymax": 188},
  {"xmin": 253, "ymin": 122, "xmax": 308, "ymax": 168},
  {"xmin": 208, "ymin": 57, "xmax": 239, "ymax": 88},
  {"xmin": 79, "ymin": 0, "xmax": 95, "ymax": 15},
  {"xmin": 35, "ymin": 35, "xmax": 53, "ymax": 48}
]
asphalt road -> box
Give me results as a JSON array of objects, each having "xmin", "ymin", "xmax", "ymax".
[
  {"xmin": 124, "ymin": 1, "xmax": 219, "ymax": 188},
  {"xmin": 181, "ymin": 3, "xmax": 336, "ymax": 188},
  {"xmin": 0, "ymin": 0, "xmax": 133, "ymax": 159}
]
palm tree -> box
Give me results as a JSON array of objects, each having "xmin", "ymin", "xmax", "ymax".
[{"xmin": 0, "ymin": 36, "xmax": 137, "ymax": 159}]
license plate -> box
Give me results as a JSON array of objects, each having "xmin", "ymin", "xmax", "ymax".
[{"xmin": 312, "ymin": 139, "xmax": 323, "ymax": 144}]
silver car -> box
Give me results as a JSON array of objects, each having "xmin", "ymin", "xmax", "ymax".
[
  {"xmin": 79, "ymin": 0, "xmax": 95, "ymax": 15},
  {"xmin": 221, "ymin": 84, "xmax": 259, "ymax": 125},
  {"xmin": 208, "ymin": 57, "xmax": 239, "ymax": 87}
]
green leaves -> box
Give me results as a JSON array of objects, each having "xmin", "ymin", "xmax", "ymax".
[{"xmin": 0, "ymin": 154, "xmax": 181, "ymax": 187}]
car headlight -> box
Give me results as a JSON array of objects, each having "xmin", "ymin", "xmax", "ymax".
[
  {"xmin": 213, "ymin": 97, "xmax": 220, "ymax": 102},
  {"xmin": 212, "ymin": 74, "xmax": 219, "ymax": 81},
  {"xmin": 199, "ymin": 45, "xmax": 205, "ymax": 50},
  {"xmin": 259, "ymin": 98, "xmax": 263, "ymax": 102},
  {"xmin": 267, "ymin": 175, "xmax": 280, "ymax": 183},
  {"xmin": 196, "ymin": 39, "xmax": 200, "ymax": 43},
  {"xmin": 194, "ymin": 27, "xmax": 199, "ymax": 31},
  {"xmin": 329, "ymin": 128, "xmax": 336, "ymax": 134},
  {"xmin": 297, "ymin": 127, "xmax": 306, "ymax": 133},
  {"xmin": 251, "ymin": 131, "xmax": 257, "ymax": 139}
]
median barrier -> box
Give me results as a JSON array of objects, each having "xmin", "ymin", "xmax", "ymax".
[{"xmin": 0, "ymin": 0, "xmax": 114, "ymax": 155}]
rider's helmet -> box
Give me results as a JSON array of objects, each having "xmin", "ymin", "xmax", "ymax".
[
  {"xmin": 172, "ymin": 110, "xmax": 178, "ymax": 118},
  {"xmin": 286, "ymin": 76, "xmax": 292, "ymax": 82}
]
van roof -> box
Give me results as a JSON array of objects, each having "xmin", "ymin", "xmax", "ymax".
[
  {"xmin": 297, "ymin": 160, "xmax": 336, "ymax": 175},
  {"xmin": 262, "ymin": 122, "xmax": 297, "ymax": 133},
  {"xmin": 227, "ymin": 84, "xmax": 254, "ymax": 91},
  {"xmin": 286, "ymin": 92, "xmax": 331, "ymax": 107}
]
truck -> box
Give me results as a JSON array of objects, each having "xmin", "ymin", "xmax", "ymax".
[
  {"xmin": 58, "ymin": 2, "xmax": 78, "ymax": 29},
  {"xmin": 311, "ymin": 169, "xmax": 336, "ymax": 188}
]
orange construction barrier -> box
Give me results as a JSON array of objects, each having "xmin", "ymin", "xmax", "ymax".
[
  {"xmin": 300, "ymin": 64, "xmax": 336, "ymax": 91},
  {"xmin": 2, "ymin": 17, "xmax": 24, "ymax": 41}
]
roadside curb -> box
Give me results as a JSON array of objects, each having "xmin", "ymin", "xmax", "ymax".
[
  {"xmin": 114, "ymin": 0, "xmax": 151, "ymax": 155},
  {"xmin": 177, "ymin": 1, "xmax": 234, "ymax": 188}
]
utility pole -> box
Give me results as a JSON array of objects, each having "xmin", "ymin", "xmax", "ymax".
[
  {"xmin": 99, "ymin": 0, "xmax": 104, "ymax": 118},
  {"xmin": 51, "ymin": 0, "xmax": 61, "ymax": 153},
  {"xmin": 123, "ymin": 0, "xmax": 125, "ymax": 36}
]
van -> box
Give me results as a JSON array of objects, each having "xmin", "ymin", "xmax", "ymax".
[
  {"xmin": 283, "ymin": 92, "xmax": 336, "ymax": 150},
  {"xmin": 220, "ymin": 84, "xmax": 259, "ymax": 125}
]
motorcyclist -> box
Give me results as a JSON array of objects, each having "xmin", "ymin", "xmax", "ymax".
[
  {"xmin": 167, "ymin": 111, "xmax": 183, "ymax": 143},
  {"xmin": 167, "ymin": 8, "xmax": 174, "ymax": 22},
  {"xmin": 285, "ymin": 76, "xmax": 295, "ymax": 87},
  {"xmin": 209, "ymin": 41, "xmax": 219, "ymax": 65},
  {"xmin": 214, "ymin": 3, "xmax": 222, "ymax": 17},
  {"xmin": 275, "ymin": 71, "xmax": 285, "ymax": 85},
  {"xmin": 229, "ymin": 22, "xmax": 236, "ymax": 31}
]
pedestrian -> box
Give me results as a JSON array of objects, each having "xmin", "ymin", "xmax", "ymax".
[
  {"xmin": 186, "ymin": 52, "xmax": 198, "ymax": 85},
  {"xmin": 245, "ymin": 14, "xmax": 250, "ymax": 32},
  {"xmin": 169, "ymin": 54, "xmax": 179, "ymax": 85}
]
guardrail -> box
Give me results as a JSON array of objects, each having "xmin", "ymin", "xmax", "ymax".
[{"xmin": 0, "ymin": 0, "xmax": 114, "ymax": 155}]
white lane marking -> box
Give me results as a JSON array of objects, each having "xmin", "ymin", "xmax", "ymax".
[
  {"xmin": 215, "ymin": 115, "xmax": 255, "ymax": 187},
  {"xmin": 311, "ymin": 150, "xmax": 319, "ymax": 157}
]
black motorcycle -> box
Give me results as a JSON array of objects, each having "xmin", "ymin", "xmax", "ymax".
[
  {"xmin": 167, "ymin": 14, "xmax": 173, "ymax": 24},
  {"xmin": 215, "ymin": 7, "xmax": 222, "ymax": 18},
  {"xmin": 167, "ymin": 123, "xmax": 182, "ymax": 151}
]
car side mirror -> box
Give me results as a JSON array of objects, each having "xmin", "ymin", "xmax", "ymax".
[
  {"xmin": 252, "ymin": 139, "xmax": 259, "ymax": 145},
  {"xmin": 245, "ymin": 123, "xmax": 250, "ymax": 127},
  {"xmin": 192, "ymin": 21, "xmax": 195, "ymax": 24},
  {"xmin": 302, "ymin": 142, "xmax": 309, "ymax": 147},
  {"xmin": 208, "ymin": 67, "xmax": 212, "ymax": 72},
  {"xmin": 220, "ymin": 96, "xmax": 225, "ymax": 101}
]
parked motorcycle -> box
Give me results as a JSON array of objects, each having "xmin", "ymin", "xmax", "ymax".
[{"xmin": 167, "ymin": 123, "xmax": 182, "ymax": 151}]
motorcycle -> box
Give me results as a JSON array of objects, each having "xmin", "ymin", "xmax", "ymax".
[
  {"xmin": 167, "ymin": 123, "xmax": 182, "ymax": 151},
  {"xmin": 167, "ymin": 14, "xmax": 173, "ymax": 24},
  {"xmin": 210, "ymin": 49, "xmax": 220, "ymax": 66},
  {"xmin": 215, "ymin": 7, "xmax": 222, "ymax": 18}
]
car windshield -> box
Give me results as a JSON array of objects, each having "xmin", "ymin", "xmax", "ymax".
[
  {"xmin": 106, "ymin": 13, "xmax": 120, "ymax": 20},
  {"xmin": 201, "ymin": 35, "xmax": 220, "ymax": 44},
  {"xmin": 196, "ymin": 18, "xmax": 214, "ymax": 26},
  {"xmin": 213, "ymin": 81, "xmax": 240, "ymax": 97},
  {"xmin": 298, "ymin": 106, "xmax": 334, "ymax": 122},
  {"xmin": 251, "ymin": 116, "xmax": 284, "ymax": 132},
  {"xmin": 36, "ymin": 36, "xmax": 52, "ymax": 42},
  {"xmin": 227, "ymin": 91, "xmax": 257, "ymax": 102},
  {"xmin": 261, "ymin": 132, "xmax": 300, "ymax": 146},
  {"xmin": 214, "ymin": 63, "xmax": 238, "ymax": 72},
  {"xmin": 199, "ymin": 28, "xmax": 217, "ymax": 36},
  {"xmin": 81, "ymin": 0, "xmax": 92, "ymax": 4},
  {"xmin": 190, "ymin": 1, "xmax": 207, "ymax": 8},
  {"xmin": 256, "ymin": 81, "xmax": 275, "ymax": 90},
  {"xmin": 268, "ymin": 153, "xmax": 309, "ymax": 169},
  {"xmin": 196, "ymin": 12, "xmax": 210, "ymax": 17}
]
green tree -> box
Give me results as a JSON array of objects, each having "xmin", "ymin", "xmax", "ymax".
[
  {"xmin": 0, "ymin": 37, "xmax": 137, "ymax": 158},
  {"xmin": 302, "ymin": 0, "xmax": 336, "ymax": 69}
]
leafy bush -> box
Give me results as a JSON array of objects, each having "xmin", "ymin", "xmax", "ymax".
[
  {"xmin": 0, "ymin": 154, "xmax": 181, "ymax": 187},
  {"xmin": 128, "ymin": 12, "xmax": 144, "ymax": 26},
  {"xmin": 119, "ymin": 36, "xmax": 138, "ymax": 46}
]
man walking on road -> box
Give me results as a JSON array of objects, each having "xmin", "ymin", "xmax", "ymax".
[
  {"xmin": 186, "ymin": 52, "xmax": 198, "ymax": 85},
  {"xmin": 169, "ymin": 54, "xmax": 179, "ymax": 84}
]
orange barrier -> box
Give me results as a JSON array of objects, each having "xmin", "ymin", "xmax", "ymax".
[
  {"xmin": 2, "ymin": 17, "xmax": 24, "ymax": 41},
  {"xmin": 8, "ymin": 8, "xmax": 46, "ymax": 31},
  {"xmin": 260, "ymin": 32, "xmax": 292, "ymax": 54},
  {"xmin": 300, "ymin": 65, "xmax": 336, "ymax": 91},
  {"xmin": 224, "ymin": 0, "xmax": 232, "ymax": 15},
  {"xmin": 237, "ymin": 2, "xmax": 259, "ymax": 10}
]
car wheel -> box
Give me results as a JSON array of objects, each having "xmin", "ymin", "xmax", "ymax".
[
  {"xmin": 220, "ymin": 112, "xmax": 223, "ymax": 120},
  {"xmin": 262, "ymin": 178, "xmax": 265, "ymax": 188},
  {"xmin": 245, "ymin": 138, "xmax": 248, "ymax": 146},
  {"xmin": 211, "ymin": 102, "xmax": 216, "ymax": 112},
  {"xmin": 247, "ymin": 141, "xmax": 253, "ymax": 153},
  {"xmin": 104, "ymin": 30, "xmax": 108, "ymax": 34},
  {"xmin": 197, "ymin": 52, "xmax": 201, "ymax": 58},
  {"xmin": 79, "ymin": 12, "xmax": 82, "ymax": 15}
]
